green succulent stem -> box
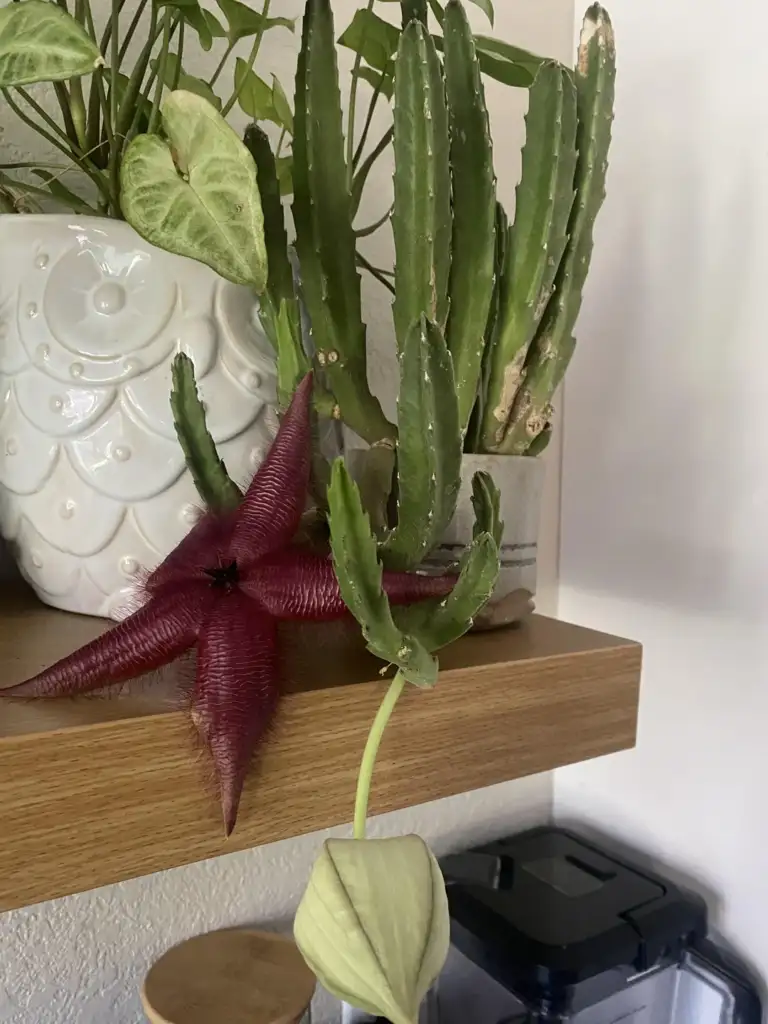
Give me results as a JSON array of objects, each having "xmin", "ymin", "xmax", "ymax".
[{"xmin": 354, "ymin": 672, "xmax": 406, "ymax": 840}]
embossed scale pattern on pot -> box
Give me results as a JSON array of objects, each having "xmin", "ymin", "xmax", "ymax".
[{"xmin": 0, "ymin": 216, "xmax": 278, "ymax": 619}]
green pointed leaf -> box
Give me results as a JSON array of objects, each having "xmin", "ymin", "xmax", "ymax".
[
  {"xmin": 468, "ymin": 0, "xmax": 494, "ymax": 24},
  {"xmin": 234, "ymin": 58, "xmax": 274, "ymax": 120},
  {"xmin": 295, "ymin": 837, "xmax": 449, "ymax": 1024},
  {"xmin": 215, "ymin": 0, "xmax": 293, "ymax": 44},
  {"xmin": 474, "ymin": 33, "xmax": 544, "ymax": 72},
  {"xmin": 357, "ymin": 63, "xmax": 394, "ymax": 100},
  {"xmin": 383, "ymin": 317, "xmax": 461, "ymax": 571},
  {"xmin": 339, "ymin": 8, "xmax": 400, "ymax": 72},
  {"xmin": 121, "ymin": 90, "xmax": 267, "ymax": 291},
  {"xmin": 151, "ymin": 52, "xmax": 221, "ymax": 108},
  {"xmin": 170, "ymin": 353, "xmax": 242, "ymax": 512},
  {"xmin": 0, "ymin": 1, "xmax": 102, "ymax": 87},
  {"xmin": 271, "ymin": 74, "xmax": 293, "ymax": 133},
  {"xmin": 276, "ymin": 154, "xmax": 292, "ymax": 196},
  {"xmin": 327, "ymin": 459, "xmax": 437, "ymax": 687},
  {"xmin": 157, "ymin": 0, "xmax": 225, "ymax": 50}
]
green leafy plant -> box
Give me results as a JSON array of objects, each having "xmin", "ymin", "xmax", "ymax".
[{"xmin": 0, "ymin": 0, "xmax": 294, "ymax": 216}]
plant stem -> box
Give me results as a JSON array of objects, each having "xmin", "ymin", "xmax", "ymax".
[
  {"xmin": 2, "ymin": 89, "xmax": 111, "ymax": 205},
  {"xmin": 117, "ymin": 0, "xmax": 149, "ymax": 63},
  {"xmin": 52, "ymin": 82, "xmax": 79, "ymax": 147},
  {"xmin": 356, "ymin": 252, "xmax": 396, "ymax": 294},
  {"xmin": 114, "ymin": 0, "xmax": 159, "ymax": 142},
  {"xmin": 110, "ymin": 0, "xmax": 119, "ymax": 135},
  {"xmin": 351, "ymin": 126, "xmax": 393, "ymax": 217},
  {"xmin": 173, "ymin": 19, "xmax": 185, "ymax": 90},
  {"xmin": 148, "ymin": 13, "xmax": 173, "ymax": 134},
  {"xmin": 346, "ymin": 0, "xmax": 375, "ymax": 188},
  {"xmin": 209, "ymin": 40, "xmax": 235, "ymax": 87},
  {"xmin": 352, "ymin": 64, "xmax": 389, "ymax": 171},
  {"xmin": 355, "ymin": 204, "xmax": 392, "ymax": 238},
  {"xmin": 100, "ymin": 0, "xmax": 128, "ymax": 57},
  {"xmin": 353, "ymin": 672, "xmax": 406, "ymax": 840},
  {"xmin": 221, "ymin": 0, "xmax": 271, "ymax": 116},
  {"xmin": 276, "ymin": 126, "xmax": 287, "ymax": 158}
]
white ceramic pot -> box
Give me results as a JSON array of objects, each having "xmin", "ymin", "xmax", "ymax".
[
  {"xmin": 0, "ymin": 214, "xmax": 278, "ymax": 618},
  {"xmin": 426, "ymin": 453, "xmax": 545, "ymax": 628}
]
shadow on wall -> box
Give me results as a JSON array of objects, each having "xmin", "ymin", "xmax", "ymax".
[
  {"xmin": 557, "ymin": 815, "xmax": 768, "ymax": 1010},
  {"xmin": 562, "ymin": 64, "xmax": 763, "ymax": 619}
]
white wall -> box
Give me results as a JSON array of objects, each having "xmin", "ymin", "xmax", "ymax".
[
  {"xmin": 555, "ymin": 0, "xmax": 768, "ymax": 994},
  {"xmin": 0, "ymin": 2, "xmax": 574, "ymax": 1021}
]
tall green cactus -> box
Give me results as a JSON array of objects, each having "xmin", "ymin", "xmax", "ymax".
[
  {"xmin": 392, "ymin": 20, "xmax": 451, "ymax": 350},
  {"xmin": 244, "ymin": 125, "xmax": 309, "ymax": 410},
  {"xmin": 443, "ymin": 0, "xmax": 497, "ymax": 436},
  {"xmin": 382, "ymin": 316, "xmax": 461, "ymax": 571},
  {"xmin": 499, "ymin": 4, "xmax": 615, "ymax": 455},
  {"xmin": 328, "ymin": 458, "xmax": 500, "ymax": 676},
  {"xmin": 481, "ymin": 63, "xmax": 577, "ymax": 451},
  {"xmin": 170, "ymin": 354, "xmax": 242, "ymax": 514},
  {"xmin": 293, "ymin": 0, "xmax": 393, "ymax": 444}
]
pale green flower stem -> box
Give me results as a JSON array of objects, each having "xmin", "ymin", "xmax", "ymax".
[{"xmin": 353, "ymin": 671, "xmax": 406, "ymax": 840}]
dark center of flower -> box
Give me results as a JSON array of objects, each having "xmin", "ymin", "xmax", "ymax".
[{"xmin": 204, "ymin": 560, "xmax": 240, "ymax": 588}]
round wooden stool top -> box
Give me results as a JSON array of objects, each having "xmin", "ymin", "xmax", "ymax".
[{"xmin": 141, "ymin": 928, "xmax": 316, "ymax": 1024}]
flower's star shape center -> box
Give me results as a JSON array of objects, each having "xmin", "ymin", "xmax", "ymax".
[
  {"xmin": 205, "ymin": 561, "xmax": 240, "ymax": 588},
  {"xmin": 3, "ymin": 375, "xmax": 454, "ymax": 835}
]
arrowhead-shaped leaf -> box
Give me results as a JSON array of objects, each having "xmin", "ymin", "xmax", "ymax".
[
  {"xmin": 0, "ymin": 0, "xmax": 102, "ymax": 87},
  {"xmin": 120, "ymin": 90, "xmax": 267, "ymax": 292}
]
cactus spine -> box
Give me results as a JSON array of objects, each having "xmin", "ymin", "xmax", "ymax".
[
  {"xmin": 292, "ymin": 0, "xmax": 393, "ymax": 444},
  {"xmin": 392, "ymin": 19, "xmax": 451, "ymax": 350},
  {"xmin": 443, "ymin": 0, "xmax": 497, "ymax": 436},
  {"xmin": 481, "ymin": 63, "xmax": 577, "ymax": 451},
  {"xmin": 499, "ymin": 4, "xmax": 615, "ymax": 455}
]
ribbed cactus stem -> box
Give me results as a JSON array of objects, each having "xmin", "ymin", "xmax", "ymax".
[
  {"xmin": 170, "ymin": 353, "xmax": 242, "ymax": 513},
  {"xmin": 392, "ymin": 19, "xmax": 451, "ymax": 350},
  {"xmin": 500, "ymin": 4, "xmax": 615, "ymax": 455},
  {"xmin": 293, "ymin": 0, "xmax": 394, "ymax": 444},
  {"xmin": 244, "ymin": 124, "xmax": 308, "ymax": 409},
  {"xmin": 382, "ymin": 315, "xmax": 462, "ymax": 571},
  {"xmin": 480, "ymin": 63, "xmax": 577, "ymax": 452},
  {"xmin": 443, "ymin": 0, "xmax": 497, "ymax": 436}
]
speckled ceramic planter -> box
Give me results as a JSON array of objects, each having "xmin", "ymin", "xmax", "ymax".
[
  {"xmin": 425, "ymin": 453, "xmax": 545, "ymax": 628},
  {"xmin": 0, "ymin": 214, "xmax": 278, "ymax": 619}
]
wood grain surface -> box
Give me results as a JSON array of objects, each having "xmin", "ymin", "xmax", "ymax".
[
  {"xmin": 0, "ymin": 588, "xmax": 642, "ymax": 911},
  {"xmin": 141, "ymin": 929, "xmax": 315, "ymax": 1024}
]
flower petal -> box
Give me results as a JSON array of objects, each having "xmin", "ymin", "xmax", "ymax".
[
  {"xmin": 227, "ymin": 373, "xmax": 313, "ymax": 567},
  {"xmin": 195, "ymin": 590, "xmax": 280, "ymax": 835},
  {"xmin": 2, "ymin": 584, "xmax": 208, "ymax": 698},
  {"xmin": 243, "ymin": 548, "xmax": 455, "ymax": 621},
  {"xmin": 145, "ymin": 509, "xmax": 235, "ymax": 595}
]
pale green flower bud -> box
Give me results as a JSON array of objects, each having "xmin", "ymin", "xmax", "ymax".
[{"xmin": 294, "ymin": 835, "xmax": 450, "ymax": 1024}]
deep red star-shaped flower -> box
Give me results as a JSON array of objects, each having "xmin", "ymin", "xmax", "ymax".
[{"xmin": 2, "ymin": 375, "xmax": 453, "ymax": 834}]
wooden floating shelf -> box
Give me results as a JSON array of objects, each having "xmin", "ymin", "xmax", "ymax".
[{"xmin": 0, "ymin": 587, "xmax": 642, "ymax": 911}]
